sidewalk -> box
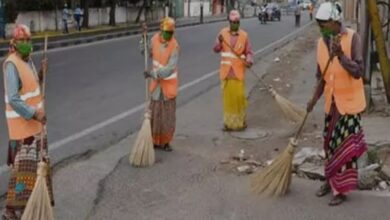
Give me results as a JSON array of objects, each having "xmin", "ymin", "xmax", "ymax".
[
  {"xmin": 50, "ymin": 24, "xmax": 390, "ymax": 220},
  {"xmin": 0, "ymin": 15, "xmax": 230, "ymax": 57}
]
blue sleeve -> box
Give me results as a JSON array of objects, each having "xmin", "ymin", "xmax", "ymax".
[{"xmin": 5, "ymin": 62, "xmax": 36, "ymax": 120}]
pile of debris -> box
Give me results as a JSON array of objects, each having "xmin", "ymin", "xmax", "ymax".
[
  {"xmin": 292, "ymin": 146, "xmax": 390, "ymax": 192},
  {"xmin": 222, "ymin": 144, "xmax": 390, "ymax": 193},
  {"xmin": 220, "ymin": 149, "xmax": 264, "ymax": 175}
]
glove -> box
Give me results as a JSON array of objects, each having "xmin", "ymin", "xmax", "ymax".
[
  {"xmin": 144, "ymin": 70, "xmax": 151, "ymax": 79},
  {"xmin": 218, "ymin": 35, "xmax": 224, "ymax": 43}
]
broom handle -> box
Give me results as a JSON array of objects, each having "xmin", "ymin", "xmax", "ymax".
[
  {"xmin": 293, "ymin": 57, "xmax": 333, "ymax": 140},
  {"xmin": 40, "ymin": 35, "xmax": 48, "ymax": 162},
  {"xmin": 143, "ymin": 31, "xmax": 150, "ymax": 103}
]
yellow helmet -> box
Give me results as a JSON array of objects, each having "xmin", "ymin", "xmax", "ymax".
[{"xmin": 160, "ymin": 17, "xmax": 175, "ymax": 32}]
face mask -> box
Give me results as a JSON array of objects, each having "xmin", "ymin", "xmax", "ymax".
[
  {"xmin": 15, "ymin": 42, "xmax": 33, "ymax": 58},
  {"xmin": 320, "ymin": 28, "xmax": 335, "ymax": 39},
  {"xmin": 162, "ymin": 31, "xmax": 173, "ymax": 41},
  {"xmin": 230, "ymin": 23, "xmax": 240, "ymax": 32}
]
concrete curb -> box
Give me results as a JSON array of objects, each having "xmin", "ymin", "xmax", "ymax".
[
  {"xmin": 0, "ymin": 20, "xmax": 315, "ymax": 196},
  {"xmin": 0, "ymin": 17, "xmax": 228, "ymax": 57}
]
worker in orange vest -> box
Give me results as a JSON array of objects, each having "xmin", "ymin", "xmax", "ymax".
[
  {"xmin": 213, "ymin": 10, "xmax": 254, "ymax": 131},
  {"xmin": 142, "ymin": 17, "xmax": 179, "ymax": 152},
  {"xmin": 306, "ymin": 2, "xmax": 367, "ymax": 206},
  {"xmin": 2, "ymin": 24, "xmax": 54, "ymax": 219}
]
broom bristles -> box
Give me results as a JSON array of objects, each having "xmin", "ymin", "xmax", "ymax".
[
  {"xmin": 129, "ymin": 111, "xmax": 155, "ymax": 167},
  {"xmin": 21, "ymin": 161, "xmax": 54, "ymax": 220},
  {"xmin": 270, "ymin": 88, "xmax": 306, "ymax": 123},
  {"xmin": 251, "ymin": 138, "xmax": 297, "ymax": 197}
]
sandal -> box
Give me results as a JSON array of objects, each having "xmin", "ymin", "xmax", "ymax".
[
  {"xmin": 1, "ymin": 209, "xmax": 18, "ymax": 220},
  {"xmin": 162, "ymin": 144, "xmax": 173, "ymax": 152},
  {"xmin": 329, "ymin": 194, "xmax": 347, "ymax": 206},
  {"xmin": 316, "ymin": 182, "xmax": 331, "ymax": 197},
  {"xmin": 154, "ymin": 144, "xmax": 173, "ymax": 152}
]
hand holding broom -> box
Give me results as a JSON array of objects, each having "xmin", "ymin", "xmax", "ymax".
[
  {"xmin": 129, "ymin": 24, "xmax": 155, "ymax": 167},
  {"xmin": 21, "ymin": 35, "xmax": 54, "ymax": 220},
  {"xmin": 219, "ymin": 36, "xmax": 306, "ymax": 123},
  {"xmin": 251, "ymin": 54, "xmax": 333, "ymax": 197}
]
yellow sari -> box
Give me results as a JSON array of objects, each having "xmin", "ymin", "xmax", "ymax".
[{"xmin": 222, "ymin": 79, "xmax": 248, "ymax": 130}]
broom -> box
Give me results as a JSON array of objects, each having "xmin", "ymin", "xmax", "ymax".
[
  {"xmin": 220, "ymin": 36, "xmax": 306, "ymax": 123},
  {"xmin": 21, "ymin": 35, "xmax": 55, "ymax": 220},
  {"xmin": 129, "ymin": 27, "xmax": 155, "ymax": 167},
  {"xmin": 251, "ymin": 56, "xmax": 333, "ymax": 197}
]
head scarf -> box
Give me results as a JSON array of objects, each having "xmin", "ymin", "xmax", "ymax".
[
  {"xmin": 229, "ymin": 10, "xmax": 240, "ymax": 22},
  {"xmin": 160, "ymin": 17, "xmax": 175, "ymax": 32},
  {"xmin": 9, "ymin": 24, "xmax": 31, "ymax": 53}
]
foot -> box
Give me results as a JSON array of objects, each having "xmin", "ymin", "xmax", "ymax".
[
  {"xmin": 162, "ymin": 144, "xmax": 173, "ymax": 152},
  {"xmin": 328, "ymin": 194, "xmax": 347, "ymax": 206},
  {"xmin": 316, "ymin": 182, "xmax": 331, "ymax": 197},
  {"xmin": 1, "ymin": 209, "xmax": 17, "ymax": 220},
  {"xmin": 154, "ymin": 144, "xmax": 161, "ymax": 149},
  {"xmin": 222, "ymin": 125, "xmax": 233, "ymax": 132}
]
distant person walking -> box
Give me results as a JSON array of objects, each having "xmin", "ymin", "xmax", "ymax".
[
  {"xmin": 62, "ymin": 4, "xmax": 70, "ymax": 34},
  {"xmin": 74, "ymin": 4, "xmax": 83, "ymax": 31},
  {"xmin": 295, "ymin": 2, "xmax": 302, "ymax": 27}
]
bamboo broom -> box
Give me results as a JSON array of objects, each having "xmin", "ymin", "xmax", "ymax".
[
  {"xmin": 129, "ymin": 26, "xmax": 155, "ymax": 167},
  {"xmin": 220, "ymin": 37, "xmax": 306, "ymax": 123},
  {"xmin": 21, "ymin": 35, "xmax": 55, "ymax": 220},
  {"xmin": 251, "ymin": 55, "xmax": 333, "ymax": 197}
]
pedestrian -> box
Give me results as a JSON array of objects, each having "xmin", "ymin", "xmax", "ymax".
[
  {"xmin": 1, "ymin": 24, "xmax": 54, "ymax": 220},
  {"xmin": 213, "ymin": 10, "xmax": 254, "ymax": 131},
  {"xmin": 309, "ymin": 3, "xmax": 314, "ymax": 21},
  {"xmin": 74, "ymin": 4, "xmax": 83, "ymax": 32},
  {"xmin": 141, "ymin": 17, "xmax": 179, "ymax": 152},
  {"xmin": 62, "ymin": 3, "xmax": 70, "ymax": 34},
  {"xmin": 295, "ymin": 2, "xmax": 302, "ymax": 27},
  {"xmin": 307, "ymin": 2, "xmax": 367, "ymax": 206}
]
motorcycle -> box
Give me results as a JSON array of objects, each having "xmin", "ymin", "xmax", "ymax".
[{"xmin": 258, "ymin": 10, "xmax": 267, "ymax": 24}]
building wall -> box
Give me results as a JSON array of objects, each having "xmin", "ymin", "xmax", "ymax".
[
  {"xmin": 5, "ymin": 7, "xmax": 165, "ymax": 36},
  {"xmin": 184, "ymin": 1, "xmax": 212, "ymax": 17}
]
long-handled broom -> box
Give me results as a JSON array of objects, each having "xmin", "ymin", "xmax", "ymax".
[
  {"xmin": 21, "ymin": 36, "xmax": 55, "ymax": 220},
  {"xmin": 220, "ymin": 37, "xmax": 305, "ymax": 123},
  {"xmin": 251, "ymin": 56, "xmax": 333, "ymax": 197},
  {"xmin": 129, "ymin": 28, "xmax": 155, "ymax": 167}
]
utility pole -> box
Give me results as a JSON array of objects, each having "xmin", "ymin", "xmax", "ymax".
[
  {"xmin": 54, "ymin": 0, "xmax": 59, "ymax": 31},
  {"xmin": 367, "ymin": 0, "xmax": 390, "ymax": 103},
  {"xmin": 188, "ymin": 0, "xmax": 191, "ymax": 17}
]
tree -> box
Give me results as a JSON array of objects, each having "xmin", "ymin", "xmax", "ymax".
[
  {"xmin": 81, "ymin": 0, "xmax": 90, "ymax": 28},
  {"xmin": 135, "ymin": 0, "xmax": 147, "ymax": 23},
  {"xmin": 4, "ymin": 0, "xmax": 18, "ymax": 23},
  {"xmin": 109, "ymin": 0, "xmax": 117, "ymax": 26}
]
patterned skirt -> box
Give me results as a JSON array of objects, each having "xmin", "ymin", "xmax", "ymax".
[
  {"xmin": 150, "ymin": 99, "xmax": 176, "ymax": 146},
  {"xmin": 323, "ymin": 103, "xmax": 367, "ymax": 194},
  {"xmin": 222, "ymin": 79, "xmax": 248, "ymax": 130},
  {"xmin": 6, "ymin": 133, "xmax": 55, "ymax": 210}
]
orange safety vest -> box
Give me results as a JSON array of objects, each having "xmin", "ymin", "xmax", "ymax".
[
  {"xmin": 3, "ymin": 53, "xmax": 43, "ymax": 140},
  {"xmin": 149, "ymin": 33, "xmax": 179, "ymax": 99},
  {"xmin": 317, "ymin": 28, "xmax": 366, "ymax": 115},
  {"xmin": 219, "ymin": 28, "xmax": 248, "ymax": 81}
]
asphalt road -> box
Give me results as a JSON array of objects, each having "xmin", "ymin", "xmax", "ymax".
[{"xmin": 0, "ymin": 14, "xmax": 311, "ymax": 168}]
